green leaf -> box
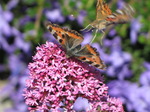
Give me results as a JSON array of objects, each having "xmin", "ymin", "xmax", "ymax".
[
  {"xmin": 27, "ymin": 8, "xmax": 37, "ymax": 17},
  {"xmin": 23, "ymin": 0, "xmax": 35, "ymax": 4},
  {"xmin": 138, "ymin": 35, "xmax": 146, "ymax": 44},
  {"xmin": 24, "ymin": 22, "xmax": 34, "ymax": 31}
]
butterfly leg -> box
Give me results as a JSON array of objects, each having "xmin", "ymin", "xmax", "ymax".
[
  {"xmin": 99, "ymin": 30, "xmax": 105, "ymax": 45},
  {"xmin": 90, "ymin": 29, "xmax": 98, "ymax": 44},
  {"xmin": 80, "ymin": 24, "xmax": 92, "ymax": 32}
]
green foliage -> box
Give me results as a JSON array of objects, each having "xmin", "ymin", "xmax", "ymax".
[
  {"xmin": 24, "ymin": 22, "xmax": 35, "ymax": 31},
  {"xmin": 26, "ymin": 7, "xmax": 37, "ymax": 17},
  {"xmin": 23, "ymin": 0, "xmax": 36, "ymax": 4}
]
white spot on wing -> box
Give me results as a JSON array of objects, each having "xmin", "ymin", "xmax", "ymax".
[
  {"xmin": 46, "ymin": 25, "xmax": 50, "ymax": 30},
  {"xmin": 108, "ymin": 15, "xmax": 116, "ymax": 18},
  {"xmin": 57, "ymin": 36, "xmax": 62, "ymax": 40},
  {"xmin": 51, "ymin": 30, "xmax": 55, "ymax": 34},
  {"xmin": 116, "ymin": 10, "xmax": 123, "ymax": 15}
]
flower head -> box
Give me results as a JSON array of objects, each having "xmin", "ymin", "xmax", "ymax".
[{"xmin": 23, "ymin": 42, "xmax": 124, "ymax": 112}]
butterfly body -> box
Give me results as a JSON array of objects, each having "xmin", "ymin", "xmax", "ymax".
[
  {"xmin": 90, "ymin": 19, "xmax": 107, "ymax": 31},
  {"xmin": 46, "ymin": 22, "xmax": 106, "ymax": 70}
]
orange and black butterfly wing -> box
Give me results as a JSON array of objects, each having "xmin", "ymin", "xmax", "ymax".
[
  {"xmin": 96, "ymin": 0, "xmax": 112, "ymax": 20},
  {"xmin": 46, "ymin": 22, "xmax": 84, "ymax": 50},
  {"xmin": 75, "ymin": 44, "xmax": 106, "ymax": 70},
  {"xmin": 64, "ymin": 28, "xmax": 84, "ymax": 51},
  {"xmin": 105, "ymin": 4, "xmax": 134, "ymax": 25}
]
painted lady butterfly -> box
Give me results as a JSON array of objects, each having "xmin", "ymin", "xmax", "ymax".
[
  {"xmin": 82, "ymin": 0, "xmax": 134, "ymax": 42},
  {"xmin": 46, "ymin": 22, "xmax": 106, "ymax": 70}
]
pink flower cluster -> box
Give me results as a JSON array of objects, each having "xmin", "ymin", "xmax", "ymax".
[{"xmin": 23, "ymin": 42, "xmax": 124, "ymax": 112}]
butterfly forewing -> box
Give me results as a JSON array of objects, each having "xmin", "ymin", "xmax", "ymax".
[
  {"xmin": 64, "ymin": 29, "xmax": 84, "ymax": 50},
  {"xmin": 46, "ymin": 22, "xmax": 83, "ymax": 50},
  {"xmin": 46, "ymin": 22, "xmax": 67, "ymax": 47},
  {"xmin": 96, "ymin": 0, "xmax": 112, "ymax": 20}
]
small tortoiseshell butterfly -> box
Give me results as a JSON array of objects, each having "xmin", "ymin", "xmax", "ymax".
[
  {"xmin": 46, "ymin": 22, "xmax": 106, "ymax": 70},
  {"xmin": 82, "ymin": 0, "xmax": 134, "ymax": 42}
]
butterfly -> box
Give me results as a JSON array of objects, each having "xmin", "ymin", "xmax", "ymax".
[
  {"xmin": 82, "ymin": 0, "xmax": 135, "ymax": 42},
  {"xmin": 46, "ymin": 22, "xmax": 106, "ymax": 70}
]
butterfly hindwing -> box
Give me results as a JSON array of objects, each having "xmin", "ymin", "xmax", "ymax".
[{"xmin": 76, "ymin": 44, "xmax": 106, "ymax": 70}]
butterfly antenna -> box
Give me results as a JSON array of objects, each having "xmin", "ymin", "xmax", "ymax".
[
  {"xmin": 90, "ymin": 29, "xmax": 98, "ymax": 44},
  {"xmin": 80, "ymin": 24, "xmax": 91, "ymax": 32}
]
